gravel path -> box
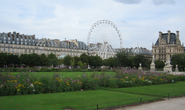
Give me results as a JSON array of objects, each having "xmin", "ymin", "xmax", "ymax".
[{"xmin": 115, "ymin": 97, "xmax": 185, "ymax": 110}]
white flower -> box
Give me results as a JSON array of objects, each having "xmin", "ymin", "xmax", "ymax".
[{"xmin": 30, "ymin": 84, "xmax": 34, "ymax": 88}]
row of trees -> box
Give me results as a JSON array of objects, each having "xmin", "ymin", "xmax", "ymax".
[
  {"xmin": 0, "ymin": 53, "xmax": 59, "ymax": 67},
  {"xmin": 0, "ymin": 52, "xmax": 184, "ymax": 70}
]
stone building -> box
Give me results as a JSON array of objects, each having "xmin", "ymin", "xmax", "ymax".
[
  {"xmin": 0, "ymin": 31, "xmax": 88, "ymax": 58},
  {"xmin": 152, "ymin": 30, "xmax": 184, "ymax": 61}
]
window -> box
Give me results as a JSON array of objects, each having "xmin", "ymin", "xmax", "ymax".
[
  {"xmin": 25, "ymin": 49, "xmax": 27, "ymax": 52},
  {"xmin": 29, "ymin": 50, "xmax": 31, "ymax": 53},
  {"xmin": 4, "ymin": 48, "xmax": 6, "ymax": 51},
  {"xmin": 12, "ymin": 49, "xmax": 14, "ymax": 52}
]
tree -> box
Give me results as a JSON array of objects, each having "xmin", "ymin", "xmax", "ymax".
[
  {"xmin": 20, "ymin": 54, "xmax": 29, "ymax": 65},
  {"xmin": 70, "ymin": 58, "xmax": 75, "ymax": 68},
  {"xmin": 63, "ymin": 55, "xmax": 72, "ymax": 66},
  {"xmin": 58, "ymin": 58, "xmax": 64, "ymax": 65},
  {"xmin": 132, "ymin": 55, "xmax": 148, "ymax": 68},
  {"xmin": 27, "ymin": 53, "xmax": 41, "ymax": 66},
  {"xmin": 40, "ymin": 54, "xmax": 47, "ymax": 66},
  {"xmin": 88, "ymin": 55, "xmax": 102, "ymax": 67},
  {"xmin": 73, "ymin": 56, "xmax": 81, "ymax": 66},
  {"xmin": 7, "ymin": 54, "xmax": 20, "ymax": 67},
  {"xmin": 116, "ymin": 52, "xmax": 130, "ymax": 67},
  {"xmin": 80, "ymin": 53, "xmax": 89, "ymax": 64},
  {"xmin": 0, "ymin": 53, "xmax": 8, "ymax": 66},
  {"xmin": 155, "ymin": 59, "xmax": 165, "ymax": 69},
  {"xmin": 103, "ymin": 57, "xmax": 116, "ymax": 67},
  {"xmin": 171, "ymin": 53, "xmax": 185, "ymax": 71},
  {"xmin": 47, "ymin": 53, "xmax": 59, "ymax": 66},
  {"xmin": 77, "ymin": 61, "xmax": 86, "ymax": 69}
]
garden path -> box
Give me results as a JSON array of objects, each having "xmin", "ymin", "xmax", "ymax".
[{"xmin": 115, "ymin": 97, "xmax": 185, "ymax": 110}]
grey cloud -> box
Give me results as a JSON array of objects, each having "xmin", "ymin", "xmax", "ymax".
[
  {"xmin": 152, "ymin": 0, "xmax": 176, "ymax": 5},
  {"xmin": 114, "ymin": 0, "xmax": 142, "ymax": 4}
]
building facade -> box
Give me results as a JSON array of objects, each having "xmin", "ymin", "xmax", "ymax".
[
  {"xmin": 0, "ymin": 32, "xmax": 88, "ymax": 58},
  {"xmin": 152, "ymin": 30, "xmax": 184, "ymax": 61}
]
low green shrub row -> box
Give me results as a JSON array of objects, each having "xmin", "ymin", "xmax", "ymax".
[{"xmin": 0, "ymin": 67, "xmax": 114, "ymax": 72}]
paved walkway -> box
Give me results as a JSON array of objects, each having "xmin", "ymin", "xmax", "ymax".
[{"xmin": 115, "ymin": 97, "xmax": 185, "ymax": 110}]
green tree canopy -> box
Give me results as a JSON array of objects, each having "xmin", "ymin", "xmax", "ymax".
[
  {"xmin": 155, "ymin": 59, "xmax": 165, "ymax": 69},
  {"xmin": 171, "ymin": 53, "xmax": 185, "ymax": 71},
  {"xmin": 47, "ymin": 53, "xmax": 59, "ymax": 66},
  {"xmin": 80, "ymin": 53, "xmax": 89, "ymax": 64},
  {"xmin": 40, "ymin": 54, "xmax": 47, "ymax": 66},
  {"xmin": 63, "ymin": 55, "xmax": 72, "ymax": 66}
]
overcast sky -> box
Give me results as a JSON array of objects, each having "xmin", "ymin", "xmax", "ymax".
[{"xmin": 0, "ymin": 0, "xmax": 184, "ymax": 50}]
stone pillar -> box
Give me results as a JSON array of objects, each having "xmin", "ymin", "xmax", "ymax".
[{"xmin": 175, "ymin": 64, "xmax": 179, "ymax": 72}]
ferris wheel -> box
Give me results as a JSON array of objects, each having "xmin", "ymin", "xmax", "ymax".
[{"xmin": 87, "ymin": 20, "xmax": 122, "ymax": 59}]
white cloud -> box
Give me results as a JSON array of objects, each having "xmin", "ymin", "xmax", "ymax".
[
  {"xmin": 114, "ymin": 0, "xmax": 142, "ymax": 4},
  {"xmin": 0, "ymin": 0, "xmax": 184, "ymax": 50},
  {"xmin": 152, "ymin": 0, "xmax": 176, "ymax": 5}
]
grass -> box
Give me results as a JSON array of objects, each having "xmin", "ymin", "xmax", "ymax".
[
  {"xmin": 1, "ymin": 82, "xmax": 185, "ymax": 109},
  {"xmin": 0, "ymin": 90, "xmax": 159, "ymax": 110},
  {"xmin": 1, "ymin": 71, "xmax": 185, "ymax": 109},
  {"xmin": 1, "ymin": 71, "xmax": 115, "ymax": 78},
  {"xmin": 102, "ymin": 81, "xmax": 185, "ymax": 97}
]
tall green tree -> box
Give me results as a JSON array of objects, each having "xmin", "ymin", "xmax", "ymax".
[
  {"xmin": 20, "ymin": 54, "xmax": 29, "ymax": 65},
  {"xmin": 0, "ymin": 53, "xmax": 8, "ymax": 65},
  {"xmin": 88, "ymin": 55, "xmax": 102, "ymax": 67},
  {"xmin": 73, "ymin": 56, "xmax": 81, "ymax": 66},
  {"xmin": 132, "ymin": 55, "xmax": 148, "ymax": 68},
  {"xmin": 171, "ymin": 53, "xmax": 185, "ymax": 71},
  {"xmin": 155, "ymin": 59, "xmax": 165, "ymax": 69},
  {"xmin": 116, "ymin": 52, "xmax": 130, "ymax": 67},
  {"xmin": 47, "ymin": 53, "xmax": 59, "ymax": 66},
  {"xmin": 80, "ymin": 53, "xmax": 89, "ymax": 64},
  {"xmin": 7, "ymin": 54, "xmax": 20, "ymax": 66},
  {"xmin": 27, "ymin": 53, "xmax": 41, "ymax": 66},
  {"xmin": 103, "ymin": 57, "xmax": 116, "ymax": 67},
  {"xmin": 40, "ymin": 54, "xmax": 47, "ymax": 66},
  {"xmin": 63, "ymin": 55, "xmax": 72, "ymax": 66}
]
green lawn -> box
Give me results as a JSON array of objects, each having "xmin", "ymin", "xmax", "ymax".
[
  {"xmin": 2, "ymin": 71, "xmax": 115, "ymax": 78},
  {"xmin": 0, "ymin": 90, "xmax": 159, "ymax": 110},
  {"xmin": 103, "ymin": 81, "xmax": 185, "ymax": 97},
  {"xmin": 1, "ymin": 82, "xmax": 185, "ymax": 110}
]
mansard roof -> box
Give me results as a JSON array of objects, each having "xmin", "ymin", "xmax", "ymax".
[
  {"xmin": 155, "ymin": 33, "xmax": 177, "ymax": 45},
  {"xmin": 0, "ymin": 31, "xmax": 87, "ymax": 50}
]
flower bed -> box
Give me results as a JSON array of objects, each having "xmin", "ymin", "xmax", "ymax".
[{"xmin": 0, "ymin": 68, "xmax": 185, "ymax": 96}]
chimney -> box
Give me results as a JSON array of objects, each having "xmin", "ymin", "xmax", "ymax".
[
  {"xmin": 168, "ymin": 30, "xmax": 170, "ymax": 44},
  {"xmin": 159, "ymin": 31, "xmax": 162, "ymax": 44},
  {"xmin": 176, "ymin": 30, "xmax": 179, "ymax": 40}
]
